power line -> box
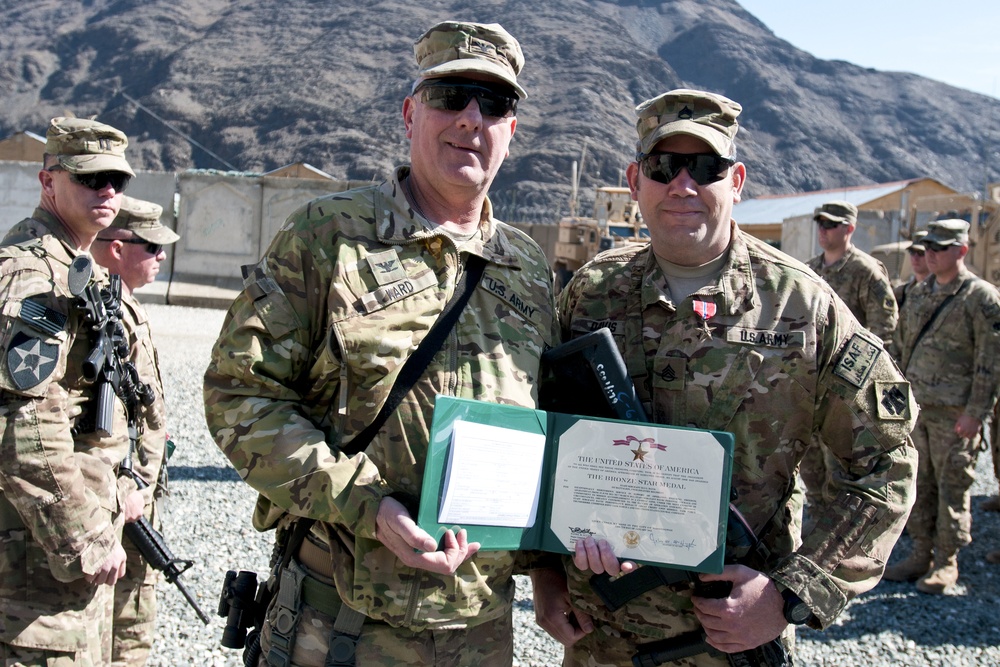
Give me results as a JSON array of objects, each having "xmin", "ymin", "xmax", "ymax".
[{"xmin": 116, "ymin": 89, "xmax": 240, "ymax": 172}]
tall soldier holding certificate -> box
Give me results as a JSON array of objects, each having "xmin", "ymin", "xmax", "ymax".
[
  {"xmin": 204, "ymin": 20, "xmax": 556, "ymax": 667},
  {"xmin": 530, "ymin": 89, "xmax": 918, "ymax": 666}
]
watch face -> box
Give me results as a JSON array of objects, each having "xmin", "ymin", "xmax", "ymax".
[{"xmin": 787, "ymin": 600, "xmax": 812, "ymax": 624}]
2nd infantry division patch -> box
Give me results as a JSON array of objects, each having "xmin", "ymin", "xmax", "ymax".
[
  {"xmin": 6, "ymin": 331, "xmax": 58, "ymax": 391},
  {"xmin": 875, "ymin": 381, "xmax": 912, "ymax": 421}
]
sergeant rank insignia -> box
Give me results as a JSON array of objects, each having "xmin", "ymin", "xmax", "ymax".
[{"xmin": 7, "ymin": 331, "xmax": 58, "ymax": 390}]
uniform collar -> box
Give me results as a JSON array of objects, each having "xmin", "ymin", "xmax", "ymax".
[
  {"xmin": 376, "ymin": 167, "xmax": 521, "ymax": 269},
  {"xmin": 639, "ymin": 221, "xmax": 757, "ymax": 316}
]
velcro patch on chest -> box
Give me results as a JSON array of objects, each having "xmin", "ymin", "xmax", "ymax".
[
  {"xmin": 6, "ymin": 330, "xmax": 59, "ymax": 391},
  {"xmin": 481, "ymin": 275, "xmax": 539, "ymax": 321},
  {"xmin": 358, "ymin": 269, "xmax": 438, "ymax": 313},
  {"xmin": 365, "ymin": 249, "xmax": 408, "ymax": 286},
  {"xmin": 833, "ymin": 333, "xmax": 881, "ymax": 388},
  {"xmin": 726, "ymin": 327, "xmax": 805, "ymax": 349}
]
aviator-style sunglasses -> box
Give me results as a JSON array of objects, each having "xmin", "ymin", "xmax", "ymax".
[
  {"xmin": 415, "ymin": 80, "xmax": 518, "ymax": 119},
  {"xmin": 637, "ymin": 152, "xmax": 736, "ymax": 186},
  {"xmin": 815, "ymin": 218, "xmax": 845, "ymax": 230},
  {"xmin": 924, "ymin": 241, "xmax": 953, "ymax": 253},
  {"xmin": 48, "ymin": 166, "xmax": 131, "ymax": 193},
  {"xmin": 95, "ymin": 238, "xmax": 163, "ymax": 255}
]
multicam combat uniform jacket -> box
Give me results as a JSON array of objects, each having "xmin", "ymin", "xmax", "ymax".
[
  {"xmin": 204, "ymin": 167, "xmax": 557, "ymax": 630},
  {"xmin": 112, "ymin": 290, "xmax": 169, "ymax": 665},
  {"xmin": 557, "ymin": 225, "xmax": 916, "ymax": 645},
  {"xmin": 897, "ymin": 266, "xmax": 1000, "ymax": 417},
  {"xmin": 0, "ymin": 209, "xmax": 130, "ymax": 654},
  {"xmin": 807, "ymin": 246, "xmax": 897, "ymax": 342}
]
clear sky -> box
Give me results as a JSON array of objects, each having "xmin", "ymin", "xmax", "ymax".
[{"xmin": 736, "ymin": 1, "xmax": 1000, "ymax": 100}]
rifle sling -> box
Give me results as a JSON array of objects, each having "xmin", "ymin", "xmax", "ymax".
[
  {"xmin": 902, "ymin": 277, "xmax": 972, "ymax": 374},
  {"xmin": 272, "ymin": 254, "xmax": 489, "ymax": 658}
]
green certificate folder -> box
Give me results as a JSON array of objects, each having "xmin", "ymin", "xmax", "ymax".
[{"xmin": 418, "ymin": 395, "xmax": 735, "ymax": 573}]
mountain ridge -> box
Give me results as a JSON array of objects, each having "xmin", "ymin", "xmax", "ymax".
[{"xmin": 2, "ymin": 0, "xmax": 997, "ymax": 222}]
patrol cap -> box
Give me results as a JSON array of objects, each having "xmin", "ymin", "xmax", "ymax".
[
  {"xmin": 923, "ymin": 218, "xmax": 970, "ymax": 247},
  {"xmin": 111, "ymin": 195, "xmax": 180, "ymax": 244},
  {"xmin": 45, "ymin": 117, "xmax": 135, "ymax": 177},
  {"xmin": 814, "ymin": 200, "xmax": 858, "ymax": 226},
  {"xmin": 635, "ymin": 89, "xmax": 741, "ymax": 158},
  {"xmin": 909, "ymin": 230, "xmax": 929, "ymax": 252},
  {"xmin": 413, "ymin": 21, "xmax": 526, "ymax": 99}
]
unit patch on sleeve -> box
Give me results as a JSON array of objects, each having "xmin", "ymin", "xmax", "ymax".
[
  {"xmin": 6, "ymin": 331, "xmax": 59, "ymax": 390},
  {"xmin": 833, "ymin": 333, "xmax": 881, "ymax": 388},
  {"xmin": 875, "ymin": 381, "xmax": 912, "ymax": 421}
]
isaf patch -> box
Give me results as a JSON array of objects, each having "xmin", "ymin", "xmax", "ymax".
[
  {"xmin": 875, "ymin": 381, "xmax": 912, "ymax": 421},
  {"xmin": 833, "ymin": 333, "xmax": 881, "ymax": 388},
  {"xmin": 6, "ymin": 331, "xmax": 58, "ymax": 390}
]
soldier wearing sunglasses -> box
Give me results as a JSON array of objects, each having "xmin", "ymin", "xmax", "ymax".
[
  {"xmin": 800, "ymin": 200, "xmax": 898, "ymax": 532},
  {"xmin": 0, "ymin": 117, "xmax": 139, "ymax": 665},
  {"xmin": 205, "ymin": 20, "xmax": 556, "ymax": 667},
  {"xmin": 531, "ymin": 89, "xmax": 916, "ymax": 666},
  {"xmin": 90, "ymin": 195, "xmax": 179, "ymax": 667},
  {"xmin": 887, "ymin": 218, "xmax": 1000, "ymax": 594}
]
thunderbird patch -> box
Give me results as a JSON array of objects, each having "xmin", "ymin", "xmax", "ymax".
[
  {"xmin": 875, "ymin": 381, "xmax": 912, "ymax": 421},
  {"xmin": 6, "ymin": 331, "xmax": 59, "ymax": 390},
  {"xmin": 833, "ymin": 333, "xmax": 881, "ymax": 388}
]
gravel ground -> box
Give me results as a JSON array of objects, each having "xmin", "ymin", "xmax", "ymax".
[{"xmin": 143, "ymin": 303, "xmax": 1000, "ymax": 667}]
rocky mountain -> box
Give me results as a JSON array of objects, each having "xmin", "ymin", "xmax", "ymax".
[{"xmin": 2, "ymin": 0, "xmax": 998, "ymax": 222}]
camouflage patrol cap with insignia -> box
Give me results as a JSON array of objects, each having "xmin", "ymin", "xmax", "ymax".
[
  {"xmin": 635, "ymin": 89, "xmax": 741, "ymax": 158},
  {"xmin": 923, "ymin": 218, "xmax": 970, "ymax": 247},
  {"xmin": 909, "ymin": 230, "xmax": 929, "ymax": 252},
  {"xmin": 45, "ymin": 117, "xmax": 135, "ymax": 177},
  {"xmin": 413, "ymin": 20, "xmax": 526, "ymax": 99},
  {"xmin": 814, "ymin": 200, "xmax": 858, "ymax": 226},
  {"xmin": 111, "ymin": 195, "xmax": 180, "ymax": 245}
]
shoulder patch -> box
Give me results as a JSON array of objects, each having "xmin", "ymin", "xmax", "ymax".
[
  {"xmin": 19, "ymin": 299, "xmax": 67, "ymax": 336},
  {"xmin": 875, "ymin": 381, "xmax": 912, "ymax": 421},
  {"xmin": 6, "ymin": 331, "xmax": 59, "ymax": 390},
  {"xmin": 833, "ymin": 333, "xmax": 881, "ymax": 388}
]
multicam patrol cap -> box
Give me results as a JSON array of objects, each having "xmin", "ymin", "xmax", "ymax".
[
  {"xmin": 45, "ymin": 117, "xmax": 135, "ymax": 177},
  {"xmin": 413, "ymin": 21, "xmax": 526, "ymax": 99},
  {"xmin": 111, "ymin": 195, "xmax": 180, "ymax": 244},
  {"xmin": 923, "ymin": 218, "xmax": 970, "ymax": 247},
  {"xmin": 909, "ymin": 229, "xmax": 929, "ymax": 252},
  {"xmin": 635, "ymin": 89, "xmax": 741, "ymax": 158},
  {"xmin": 814, "ymin": 200, "xmax": 858, "ymax": 226}
]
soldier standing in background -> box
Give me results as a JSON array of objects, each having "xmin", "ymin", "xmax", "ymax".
[
  {"xmin": 885, "ymin": 218, "xmax": 1000, "ymax": 593},
  {"xmin": 800, "ymin": 200, "xmax": 899, "ymax": 513},
  {"xmin": 893, "ymin": 230, "xmax": 930, "ymax": 311},
  {"xmin": 531, "ymin": 89, "xmax": 916, "ymax": 666},
  {"xmin": 204, "ymin": 20, "xmax": 556, "ymax": 667},
  {"xmin": 90, "ymin": 195, "xmax": 179, "ymax": 666},
  {"xmin": 0, "ymin": 118, "xmax": 141, "ymax": 666}
]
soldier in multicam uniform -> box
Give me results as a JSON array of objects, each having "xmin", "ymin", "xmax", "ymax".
[
  {"xmin": 203, "ymin": 20, "xmax": 556, "ymax": 667},
  {"xmin": 0, "ymin": 118, "xmax": 142, "ymax": 666},
  {"xmin": 893, "ymin": 230, "xmax": 930, "ymax": 312},
  {"xmin": 90, "ymin": 195, "xmax": 179, "ymax": 666},
  {"xmin": 529, "ymin": 89, "xmax": 917, "ymax": 666},
  {"xmin": 800, "ymin": 200, "xmax": 899, "ymax": 519},
  {"xmin": 885, "ymin": 218, "xmax": 1000, "ymax": 593}
]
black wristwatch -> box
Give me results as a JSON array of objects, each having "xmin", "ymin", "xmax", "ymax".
[{"xmin": 779, "ymin": 586, "xmax": 813, "ymax": 625}]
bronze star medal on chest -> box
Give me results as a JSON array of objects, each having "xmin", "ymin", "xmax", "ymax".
[{"xmin": 693, "ymin": 300, "xmax": 717, "ymax": 340}]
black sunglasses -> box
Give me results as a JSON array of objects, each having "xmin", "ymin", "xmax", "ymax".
[
  {"xmin": 815, "ymin": 218, "xmax": 845, "ymax": 230},
  {"xmin": 907, "ymin": 248, "xmax": 925, "ymax": 256},
  {"xmin": 637, "ymin": 152, "xmax": 735, "ymax": 186},
  {"xmin": 96, "ymin": 238, "xmax": 163, "ymax": 255},
  {"xmin": 415, "ymin": 81, "xmax": 518, "ymax": 118},
  {"xmin": 924, "ymin": 241, "xmax": 952, "ymax": 253},
  {"xmin": 49, "ymin": 167, "xmax": 130, "ymax": 193}
]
